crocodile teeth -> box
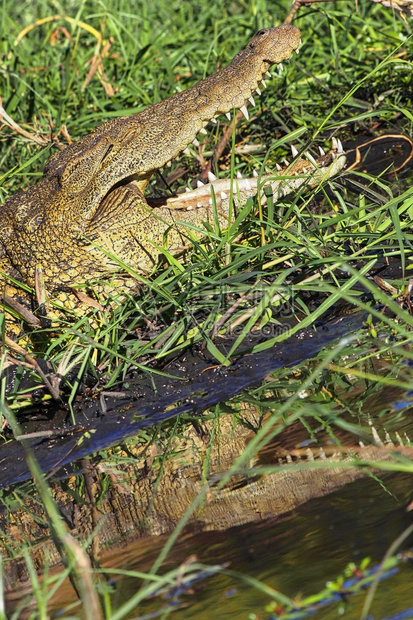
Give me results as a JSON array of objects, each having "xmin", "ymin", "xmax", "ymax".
[
  {"xmin": 337, "ymin": 138, "xmax": 344, "ymax": 153},
  {"xmin": 166, "ymin": 160, "xmax": 172, "ymax": 167},
  {"xmin": 240, "ymin": 105, "xmax": 249, "ymax": 120},
  {"xmin": 276, "ymin": 162, "xmax": 282, "ymax": 171},
  {"xmin": 305, "ymin": 152, "xmax": 318, "ymax": 166},
  {"xmin": 197, "ymin": 202, "xmax": 203, "ymax": 208},
  {"xmin": 332, "ymin": 137, "xmax": 338, "ymax": 150},
  {"xmin": 220, "ymin": 191, "xmax": 228, "ymax": 199},
  {"xmin": 225, "ymin": 112, "xmax": 231, "ymax": 121},
  {"xmin": 278, "ymin": 63, "xmax": 284, "ymax": 74},
  {"xmin": 283, "ymin": 158, "xmax": 290, "ymax": 166},
  {"xmin": 209, "ymin": 198, "xmax": 213, "ymax": 205},
  {"xmin": 211, "ymin": 117, "xmax": 218, "ymax": 123},
  {"xmin": 199, "ymin": 128, "xmax": 208, "ymax": 135},
  {"xmin": 236, "ymin": 171, "xmax": 243, "ymax": 179},
  {"xmin": 245, "ymin": 179, "xmax": 252, "ymax": 190},
  {"xmin": 318, "ymin": 146, "xmax": 326, "ymax": 156},
  {"xmin": 256, "ymin": 86, "xmax": 261, "ymax": 96},
  {"xmin": 197, "ymin": 180, "xmax": 204, "ymax": 188},
  {"xmin": 253, "ymin": 170, "xmax": 258, "ymax": 177},
  {"xmin": 192, "ymin": 138, "xmax": 200, "ymax": 147},
  {"xmin": 207, "ymin": 171, "xmax": 217, "ymax": 182},
  {"xmin": 185, "ymin": 187, "xmax": 191, "ymax": 192},
  {"xmin": 248, "ymin": 95, "xmax": 256, "ymax": 107},
  {"xmin": 295, "ymin": 48, "xmax": 299, "ymax": 54},
  {"xmin": 261, "ymin": 80, "xmax": 267, "ymax": 89},
  {"xmin": 265, "ymin": 70, "xmax": 271, "ymax": 78},
  {"xmin": 290, "ymin": 144, "xmax": 299, "ymax": 158},
  {"xmin": 183, "ymin": 148, "xmax": 191, "ymax": 156}
]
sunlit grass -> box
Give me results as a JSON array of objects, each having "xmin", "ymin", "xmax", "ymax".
[{"xmin": 1, "ymin": 0, "xmax": 412, "ymax": 389}]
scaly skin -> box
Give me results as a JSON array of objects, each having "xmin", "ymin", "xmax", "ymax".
[
  {"xmin": 0, "ymin": 25, "xmax": 299, "ymax": 290},
  {"xmin": 0, "ymin": 24, "xmax": 346, "ymax": 336}
]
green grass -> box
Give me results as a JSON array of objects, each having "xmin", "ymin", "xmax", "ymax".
[
  {"xmin": 1, "ymin": 0, "xmax": 413, "ymax": 382},
  {"xmin": 1, "ymin": 0, "xmax": 413, "ymax": 617}
]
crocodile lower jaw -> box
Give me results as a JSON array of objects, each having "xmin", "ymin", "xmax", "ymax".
[{"xmin": 165, "ymin": 139, "xmax": 346, "ymax": 212}]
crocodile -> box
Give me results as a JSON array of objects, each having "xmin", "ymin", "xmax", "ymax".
[
  {"xmin": 2, "ymin": 406, "xmax": 411, "ymax": 591},
  {"xmin": 0, "ymin": 24, "xmax": 345, "ymax": 337}
]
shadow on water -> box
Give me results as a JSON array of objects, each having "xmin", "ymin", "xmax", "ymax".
[
  {"xmin": 4, "ymin": 306, "xmax": 413, "ymax": 618},
  {"xmin": 0, "ymin": 311, "xmax": 368, "ymax": 488}
]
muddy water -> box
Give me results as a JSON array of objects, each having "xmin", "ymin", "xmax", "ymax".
[
  {"xmin": 46, "ymin": 471, "xmax": 413, "ymax": 618},
  {"xmin": 40, "ymin": 364, "xmax": 413, "ymax": 619},
  {"xmin": 98, "ymin": 473, "xmax": 412, "ymax": 619},
  {"xmin": 9, "ymin": 322, "xmax": 413, "ymax": 617},
  {"xmin": 4, "ymin": 347, "xmax": 410, "ymax": 619},
  {"xmin": 100, "ymin": 388, "xmax": 413, "ymax": 619}
]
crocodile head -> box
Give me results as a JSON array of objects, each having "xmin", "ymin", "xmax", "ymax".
[
  {"xmin": 42, "ymin": 25, "xmax": 302, "ymax": 222},
  {"xmin": 0, "ymin": 24, "xmax": 301, "ymax": 297},
  {"xmin": 0, "ymin": 23, "xmax": 347, "ymax": 339}
]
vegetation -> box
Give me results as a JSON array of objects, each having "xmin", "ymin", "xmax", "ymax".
[{"xmin": 0, "ymin": 0, "xmax": 413, "ymax": 618}]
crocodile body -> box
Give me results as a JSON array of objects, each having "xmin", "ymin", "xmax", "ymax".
[{"xmin": 0, "ymin": 24, "xmax": 344, "ymax": 334}]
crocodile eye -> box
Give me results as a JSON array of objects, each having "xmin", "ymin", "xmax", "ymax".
[
  {"xmin": 256, "ymin": 29, "xmax": 266, "ymax": 36},
  {"xmin": 100, "ymin": 144, "xmax": 114, "ymax": 163},
  {"xmin": 60, "ymin": 138, "xmax": 110, "ymax": 192}
]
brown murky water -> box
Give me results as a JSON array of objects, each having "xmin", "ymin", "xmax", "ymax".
[
  {"xmin": 47, "ymin": 473, "xmax": 413, "ymax": 619},
  {"xmin": 98, "ymin": 473, "xmax": 412, "ymax": 619},
  {"xmin": 48, "ymin": 395, "xmax": 413, "ymax": 620},
  {"xmin": 93, "ymin": 379, "xmax": 413, "ymax": 620}
]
